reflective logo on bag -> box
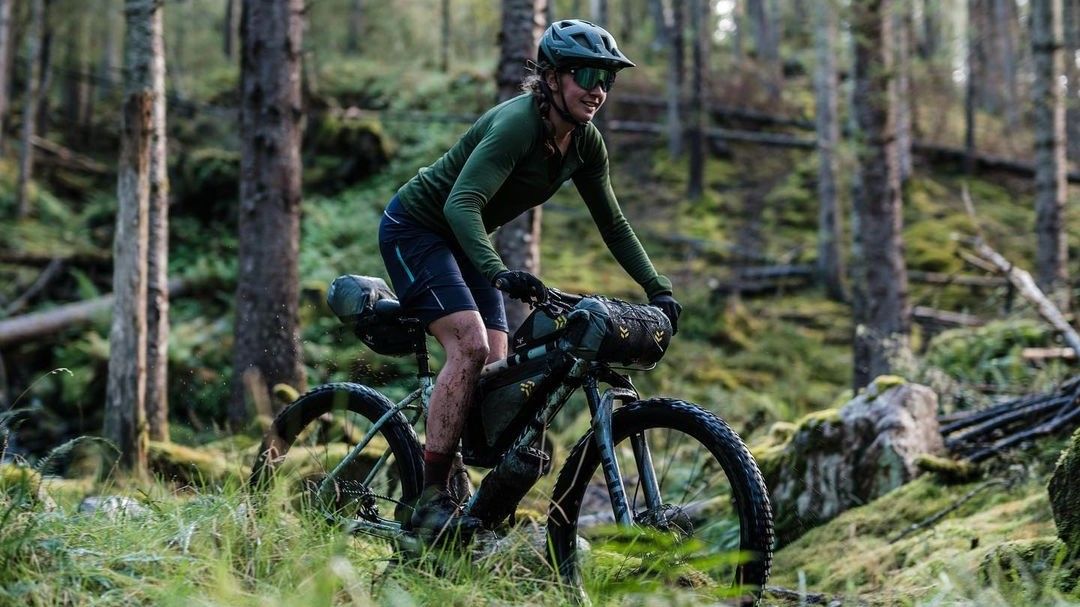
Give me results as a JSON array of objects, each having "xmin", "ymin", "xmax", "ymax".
[
  {"xmin": 618, "ymin": 326, "xmax": 630, "ymax": 339},
  {"xmin": 554, "ymin": 315, "xmax": 567, "ymax": 330},
  {"xmin": 520, "ymin": 380, "xmax": 535, "ymax": 398},
  {"xmin": 654, "ymin": 330, "xmax": 665, "ymax": 344}
]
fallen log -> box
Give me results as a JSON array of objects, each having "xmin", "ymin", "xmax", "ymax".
[
  {"xmin": 0, "ymin": 276, "xmax": 221, "ymax": 348},
  {"xmin": 908, "ymin": 271, "xmax": 1007, "ymax": 288},
  {"xmin": 912, "ymin": 306, "xmax": 985, "ymax": 328},
  {"xmin": 606, "ymin": 119, "xmax": 816, "ymax": 149},
  {"xmin": 914, "ymin": 142, "xmax": 1080, "ymax": 184},
  {"xmin": 4, "ymin": 258, "xmax": 65, "ymax": 316},
  {"xmin": 1023, "ymin": 347, "xmax": 1077, "ymax": 361},
  {"xmin": 942, "ymin": 377, "xmax": 1080, "ymax": 463},
  {"xmin": 0, "ymin": 250, "xmax": 111, "ymax": 268},
  {"xmin": 964, "ymin": 239, "xmax": 1080, "ymax": 354},
  {"xmin": 30, "ymin": 135, "xmax": 109, "ymax": 174}
]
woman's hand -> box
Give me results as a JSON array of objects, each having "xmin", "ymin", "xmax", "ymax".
[
  {"xmin": 649, "ymin": 294, "xmax": 682, "ymax": 335},
  {"xmin": 493, "ymin": 270, "xmax": 549, "ymax": 304}
]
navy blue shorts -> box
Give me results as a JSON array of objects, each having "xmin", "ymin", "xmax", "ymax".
[{"xmin": 378, "ymin": 196, "xmax": 508, "ymax": 332}]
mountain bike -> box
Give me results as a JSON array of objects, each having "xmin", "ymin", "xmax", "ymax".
[{"xmin": 249, "ymin": 275, "xmax": 774, "ymax": 604}]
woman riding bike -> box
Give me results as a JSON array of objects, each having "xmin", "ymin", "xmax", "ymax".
[{"xmin": 378, "ymin": 19, "xmax": 682, "ymax": 538}]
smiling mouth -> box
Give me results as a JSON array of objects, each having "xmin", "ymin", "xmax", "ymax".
[{"xmin": 582, "ymin": 101, "xmax": 600, "ymax": 110}]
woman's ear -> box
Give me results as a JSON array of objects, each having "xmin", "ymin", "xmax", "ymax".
[{"xmin": 545, "ymin": 70, "xmax": 560, "ymax": 92}]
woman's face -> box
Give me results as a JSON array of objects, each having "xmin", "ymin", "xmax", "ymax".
[{"xmin": 549, "ymin": 70, "xmax": 607, "ymax": 123}]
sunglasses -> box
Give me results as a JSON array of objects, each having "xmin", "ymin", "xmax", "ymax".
[{"xmin": 567, "ymin": 66, "xmax": 617, "ymax": 92}]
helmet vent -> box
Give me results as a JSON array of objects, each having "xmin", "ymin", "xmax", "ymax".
[{"xmin": 571, "ymin": 33, "xmax": 590, "ymax": 47}]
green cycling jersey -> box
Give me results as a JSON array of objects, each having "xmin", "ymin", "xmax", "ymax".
[{"xmin": 395, "ymin": 93, "xmax": 672, "ymax": 300}]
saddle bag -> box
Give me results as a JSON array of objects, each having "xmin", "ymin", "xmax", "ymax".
[
  {"xmin": 512, "ymin": 295, "xmax": 672, "ymax": 368},
  {"xmin": 326, "ymin": 275, "xmax": 418, "ymax": 356}
]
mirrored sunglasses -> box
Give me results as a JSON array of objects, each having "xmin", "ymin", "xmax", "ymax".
[{"xmin": 568, "ymin": 66, "xmax": 616, "ymax": 92}]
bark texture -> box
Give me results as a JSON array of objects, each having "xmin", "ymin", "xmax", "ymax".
[
  {"xmin": 850, "ymin": 0, "xmax": 910, "ymax": 390},
  {"xmin": 16, "ymin": 0, "xmax": 45, "ymax": 218},
  {"xmin": 1031, "ymin": 0, "xmax": 1070, "ymax": 306},
  {"xmin": 231, "ymin": 0, "xmax": 307, "ymax": 426},
  {"xmin": 813, "ymin": 0, "xmax": 846, "ymax": 301},
  {"xmin": 146, "ymin": 5, "xmax": 169, "ymax": 441},
  {"xmin": 105, "ymin": 0, "xmax": 155, "ymax": 476},
  {"xmin": 495, "ymin": 0, "xmax": 546, "ymax": 332}
]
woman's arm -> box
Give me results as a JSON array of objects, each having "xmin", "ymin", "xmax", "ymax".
[{"xmin": 572, "ymin": 129, "xmax": 672, "ymax": 299}]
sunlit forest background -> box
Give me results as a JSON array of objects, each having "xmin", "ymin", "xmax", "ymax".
[{"xmin": 0, "ymin": 0, "xmax": 1079, "ymax": 605}]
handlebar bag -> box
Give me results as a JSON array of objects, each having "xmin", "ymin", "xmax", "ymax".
[
  {"xmin": 512, "ymin": 294, "xmax": 672, "ymax": 368},
  {"xmin": 326, "ymin": 275, "xmax": 417, "ymax": 356}
]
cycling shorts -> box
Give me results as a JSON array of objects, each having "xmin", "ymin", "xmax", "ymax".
[{"xmin": 378, "ymin": 196, "xmax": 508, "ymax": 333}]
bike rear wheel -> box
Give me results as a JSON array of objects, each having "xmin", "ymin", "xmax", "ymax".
[
  {"xmin": 547, "ymin": 398, "xmax": 773, "ymax": 605},
  {"xmin": 249, "ymin": 382, "xmax": 424, "ymax": 529}
]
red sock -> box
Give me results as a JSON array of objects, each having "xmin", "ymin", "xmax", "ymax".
[{"xmin": 423, "ymin": 449, "xmax": 453, "ymax": 490}]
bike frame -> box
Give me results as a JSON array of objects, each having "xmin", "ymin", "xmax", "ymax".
[{"xmin": 321, "ymin": 341, "xmax": 662, "ymax": 542}]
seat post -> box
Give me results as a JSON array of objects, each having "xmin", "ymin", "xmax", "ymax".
[{"xmin": 411, "ymin": 326, "xmax": 432, "ymax": 378}]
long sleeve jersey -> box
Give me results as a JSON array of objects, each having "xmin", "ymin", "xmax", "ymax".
[{"xmin": 395, "ymin": 93, "xmax": 672, "ymax": 300}]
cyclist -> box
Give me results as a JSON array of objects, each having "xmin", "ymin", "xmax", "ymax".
[{"xmin": 378, "ymin": 19, "xmax": 682, "ymax": 539}]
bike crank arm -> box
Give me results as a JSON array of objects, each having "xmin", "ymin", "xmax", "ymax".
[{"xmin": 586, "ymin": 379, "xmax": 638, "ymax": 526}]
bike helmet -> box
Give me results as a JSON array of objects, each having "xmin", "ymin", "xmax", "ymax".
[{"xmin": 538, "ymin": 19, "xmax": 635, "ymax": 71}]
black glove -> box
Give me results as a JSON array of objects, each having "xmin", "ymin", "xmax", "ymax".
[
  {"xmin": 493, "ymin": 270, "xmax": 548, "ymax": 304},
  {"xmin": 650, "ymin": 294, "xmax": 682, "ymax": 335}
]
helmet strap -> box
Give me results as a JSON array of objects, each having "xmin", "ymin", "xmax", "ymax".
[{"xmin": 540, "ymin": 77, "xmax": 586, "ymax": 127}]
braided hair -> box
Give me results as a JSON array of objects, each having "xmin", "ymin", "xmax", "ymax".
[{"xmin": 521, "ymin": 62, "xmax": 559, "ymax": 158}]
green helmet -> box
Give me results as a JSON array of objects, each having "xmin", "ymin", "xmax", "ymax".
[{"xmin": 538, "ymin": 19, "xmax": 636, "ymax": 71}]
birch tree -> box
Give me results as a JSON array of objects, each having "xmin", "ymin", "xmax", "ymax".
[
  {"xmin": 1031, "ymin": 0, "xmax": 1069, "ymax": 305},
  {"xmin": 146, "ymin": 4, "xmax": 169, "ymax": 441},
  {"xmin": 850, "ymin": 0, "xmax": 911, "ymax": 390},
  {"xmin": 231, "ymin": 0, "xmax": 307, "ymax": 426},
  {"xmin": 105, "ymin": 0, "xmax": 157, "ymax": 476}
]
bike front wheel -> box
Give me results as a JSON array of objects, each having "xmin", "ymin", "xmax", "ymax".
[
  {"xmin": 249, "ymin": 382, "xmax": 424, "ymax": 530},
  {"xmin": 547, "ymin": 398, "xmax": 774, "ymax": 605}
]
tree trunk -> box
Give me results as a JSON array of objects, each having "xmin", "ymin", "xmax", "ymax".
[
  {"xmin": 1031, "ymin": 0, "xmax": 1069, "ymax": 307},
  {"xmin": 99, "ymin": 0, "xmax": 119, "ymax": 101},
  {"xmin": 748, "ymin": 0, "xmax": 780, "ymax": 98},
  {"xmin": 441, "ymin": 0, "xmax": 451, "ymax": 72},
  {"xmin": 15, "ymin": 0, "xmax": 44, "ymax": 219},
  {"xmin": 231, "ymin": 0, "xmax": 307, "ymax": 426},
  {"xmin": 964, "ymin": 0, "xmax": 977, "ymax": 175},
  {"xmin": 850, "ymin": 0, "xmax": 911, "ymax": 390},
  {"xmin": 105, "ymin": 0, "xmax": 155, "ymax": 477},
  {"xmin": 814, "ymin": 0, "xmax": 846, "ymax": 302},
  {"xmin": 917, "ymin": 0, "xmax": 941, "ymax": 59},
  {"xmin": 146, "ymin": 4, "xmax": 169, "ymax": 442},
  {"xmin": 895, "ymin": 0, "xmax": 913, "ymax": 182},
  {"xmin": 224, "ymin": 0, "xmax": 236, "ymax": 59},
  {"xmin": 34, "ymin": 0, "xmax": 54, "ymax": 139},
  {"xmin": 666, "ymin": 0, "xmax": 684, "ymax": 157},
  {"xmin": 994, "ymin": 0, "xmax": 1021, "ymax": 130},
  {"xmin": 1066, "ymin": 0, "xmax": 1080, "ymax": 163},
  {"xmin": 496, "ymin": 0, "xmax": 545, "ymax": 332},
  {"xmin": 346, "ymin": 0, "xmax": 363, "ymax": 54},
  {"xmin": 62, "ymin": 18, "xmax": 90, "ymax": 140},
  {"xmin": 590, "ymin": 0, "xmax": 608, "ymax": 26},
  {"xmin": 0, "ymin": 0, "xmax": 13, "ymax": 150},
  {"xmin": 686, "ymin": 0, "xmax": 707, "ymax": 199}
]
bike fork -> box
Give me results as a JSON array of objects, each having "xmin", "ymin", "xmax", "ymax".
[{"xmin": 584, "ymin": 376, "xmax": 642, "ymax": 526}]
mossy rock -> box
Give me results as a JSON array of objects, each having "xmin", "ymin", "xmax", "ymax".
[
  {"xmin": 979, "ymin": 537, "xmax": 1078, "ymax": 600},
  {"xmin": 0, "ymin": 464, "xmax": 57, "ymax": 510},
  {"xmin": 1049, "ymin": 427, "xmax": 1080, "ymax": 555},
  {"xmin": 148, "ymin": 441, "xmax": 245, "ymax": 486}
]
